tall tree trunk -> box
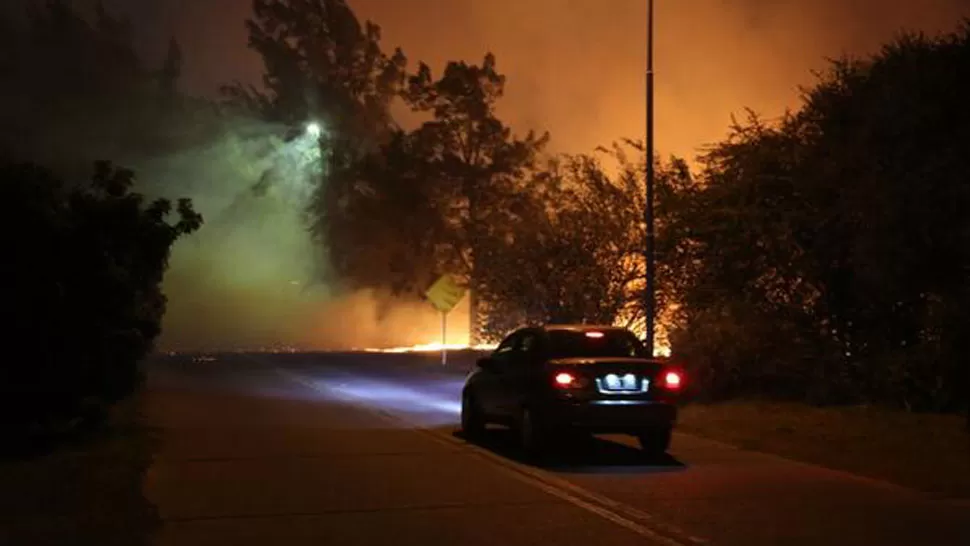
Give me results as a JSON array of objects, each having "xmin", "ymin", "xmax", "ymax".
[{"xmin": 466, "ymin": 171, "xmax": 483, "ymax": 346}]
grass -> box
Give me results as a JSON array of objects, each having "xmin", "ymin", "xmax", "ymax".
[
  {"xmin": 678, "ymin": 400, "xmax": 970, "ymax": 498},
  {"xmin": 0, "ymin": 394, "xmax": 161, "ymax": 546}
]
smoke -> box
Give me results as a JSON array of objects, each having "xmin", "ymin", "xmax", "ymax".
[
  {"xmin": 0, "ymin": 1, "xmax": 470, "ymax": 353},
  {"xmin": 430, "ymin": 0, "xmax": 970, "ymax": 161},
  {"xmin": 124, "ymin": 0, "xmax": 970, "ymax": 351},
  {"xmin": 25, "ymin": 0, "xmax": 970, "ymax": 351},
  {"xmin": 125, "ymin": 118, "xmax": 462, "ymax": 352},
  {"xmin": 113, "ymin": 0, "xmax": 970, "ymax": 163}
]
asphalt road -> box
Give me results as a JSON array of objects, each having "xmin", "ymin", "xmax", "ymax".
[{"xmin": 143, "ymin": 352, "xmax": 970, "ymax": 546}]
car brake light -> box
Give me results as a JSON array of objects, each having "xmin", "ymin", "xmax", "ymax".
[
  {"xmin": 554, "ymin": 372, "xmax": 576, "ymax": 387},
  {"xmin": 585, "ymin": 331, "xmax": 605, "ymax": 338},
  {"xmin": 664, "ymin": 371, "xmax": 683, "ymax": 389}
]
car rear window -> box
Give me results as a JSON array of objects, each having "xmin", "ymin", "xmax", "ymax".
[{"xmin": 546, "ymin": 330, "xmax": 647, "ymax": 359}]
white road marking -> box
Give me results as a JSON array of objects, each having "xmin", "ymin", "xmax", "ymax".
[{"xmin": 273, "ymin": 366, "xmax": 709, "ymax": 546}]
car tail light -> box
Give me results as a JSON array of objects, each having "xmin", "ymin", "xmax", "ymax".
[
  {"xmin": 554, "ymin": 372, "xmax": 576, "ymax": 387},
  {"xmin": 662, "ymin": 370, "xmax": 683, "ymax": 390}
]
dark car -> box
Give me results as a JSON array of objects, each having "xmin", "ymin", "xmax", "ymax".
[{"xmin": 460, "ymin": 324, "xmax": 684, "ymax": 457}]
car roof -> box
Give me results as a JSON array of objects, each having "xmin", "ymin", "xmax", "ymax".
[{"xmin": 540, "ymin": 324, "xmax": 630, "ymax": 333}]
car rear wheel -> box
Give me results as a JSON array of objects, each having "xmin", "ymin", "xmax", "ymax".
[
  {"xmin": 460, "ymin": 392, "xmax": 485, "ymax": 438},
  {"xmin": 519, "ymin": 407, "xmax": 549, "ymax": 459},
  {"xmin": 637, "ymin": 426, "xmax": 672, "ymax": 457}
]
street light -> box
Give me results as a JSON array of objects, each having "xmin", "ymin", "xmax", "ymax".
[
  {"xmin": 306, "ymin": 120, "xmax": 326, "ymax": 178},
  {"xmin": 644, "ymin": 0, "xmax": 656, "ymax": 357},
  {"xmin": 306, "ymin": 121, "xmax": 322, "ymax": 138}
]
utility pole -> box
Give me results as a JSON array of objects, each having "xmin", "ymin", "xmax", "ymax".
[{"xmin": 644, "ymin": 0, "xmax": 657, "ymax": 356}]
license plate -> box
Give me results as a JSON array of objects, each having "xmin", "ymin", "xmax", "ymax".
[{"xmin": 595, "ymin": 373, "xmax": 646, "ymax": 393}]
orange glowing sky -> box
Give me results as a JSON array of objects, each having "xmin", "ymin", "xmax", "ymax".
[
  {"xmin": 89, "ymin": 0, "xmax": 970, "ymax": 350},
  {"xmin": 119, "ymin": 0, "xmax": 970, "ymax": 160}
]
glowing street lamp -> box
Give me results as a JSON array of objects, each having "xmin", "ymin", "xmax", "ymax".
[{"xmin": 306, "ymin": 121, "xmax": 322, "ymax": 138}]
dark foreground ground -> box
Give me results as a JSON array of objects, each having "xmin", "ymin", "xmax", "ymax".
[
  {"xmin": 133, "ymin": 351, "xmax": 970, "ymax": 546},
  {"xmin": 0, "ymin": 396, "xmax": 160, "ymax": 546}
]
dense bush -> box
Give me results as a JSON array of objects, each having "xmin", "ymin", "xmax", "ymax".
[
  {"xmin": 0, "ymin": 161, "xmax": 201, "ymax": 429},
  {"xmin": 664, "ymin": 28, "xmax": 970, "ymax": 414}
]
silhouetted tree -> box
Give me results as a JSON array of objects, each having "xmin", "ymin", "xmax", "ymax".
[
  {"xmin": 226, "ymin": 0, "xmax": 406, "ymax": 139},
  {"xmin": 0, "ymin": 161, "xmax": 202, "ymax": 432},
  {"xmin": 316, "ymin": 129, "xmax": 449, "ymax": 295},
  {"xmin": 230, "ymin": 0, "xmax": 410, "ymax": 299},
  {"xmin": 402, "ymin": 53, "xmax": 548, "ymax": 342},
  {"xmin": 667, "ymin": 26, "xmax": 970, "ymax": 413},
  {"xmin": 237, "ymin": 6, "xmax": 552, "ymax": 327},
  {"xmin": 474, "ymin": 143, "xmax": 691, "ymax": 344}
]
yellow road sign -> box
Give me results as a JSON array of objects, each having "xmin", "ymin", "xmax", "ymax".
[{"xmin": 425, "ymin": 274, "xmax": 466, "ymax": 313}]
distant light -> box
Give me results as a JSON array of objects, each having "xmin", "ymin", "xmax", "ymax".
[
  {"xmin": 585, "ymin": 331, "xmax": 605, "ymax": 338},
  {"xmin": 306, "ymin": 122, "xmax": 322, "ymax": 138}
]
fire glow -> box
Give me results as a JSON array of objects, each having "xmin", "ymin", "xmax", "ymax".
[
  {"xmin": 355, "ymin": 301, "xmax": 672, "ymax": 356},
  {"xmin": 364, "ymin": 342, "xmax": 498, "ymax": 353}
]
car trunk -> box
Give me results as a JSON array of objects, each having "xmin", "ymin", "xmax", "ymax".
[{"xmin": 546, "ymin": 357, "xmax": 678, "ymax": 403}]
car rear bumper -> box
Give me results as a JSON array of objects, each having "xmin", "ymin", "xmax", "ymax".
[{"xmin": 544, "ymin": 399, "xmax": 678, "ymax": 433}]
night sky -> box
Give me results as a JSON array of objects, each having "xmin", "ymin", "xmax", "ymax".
[{"xmin": 101, "ymin": 0, "xmax": 970, "ymax": 160}]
